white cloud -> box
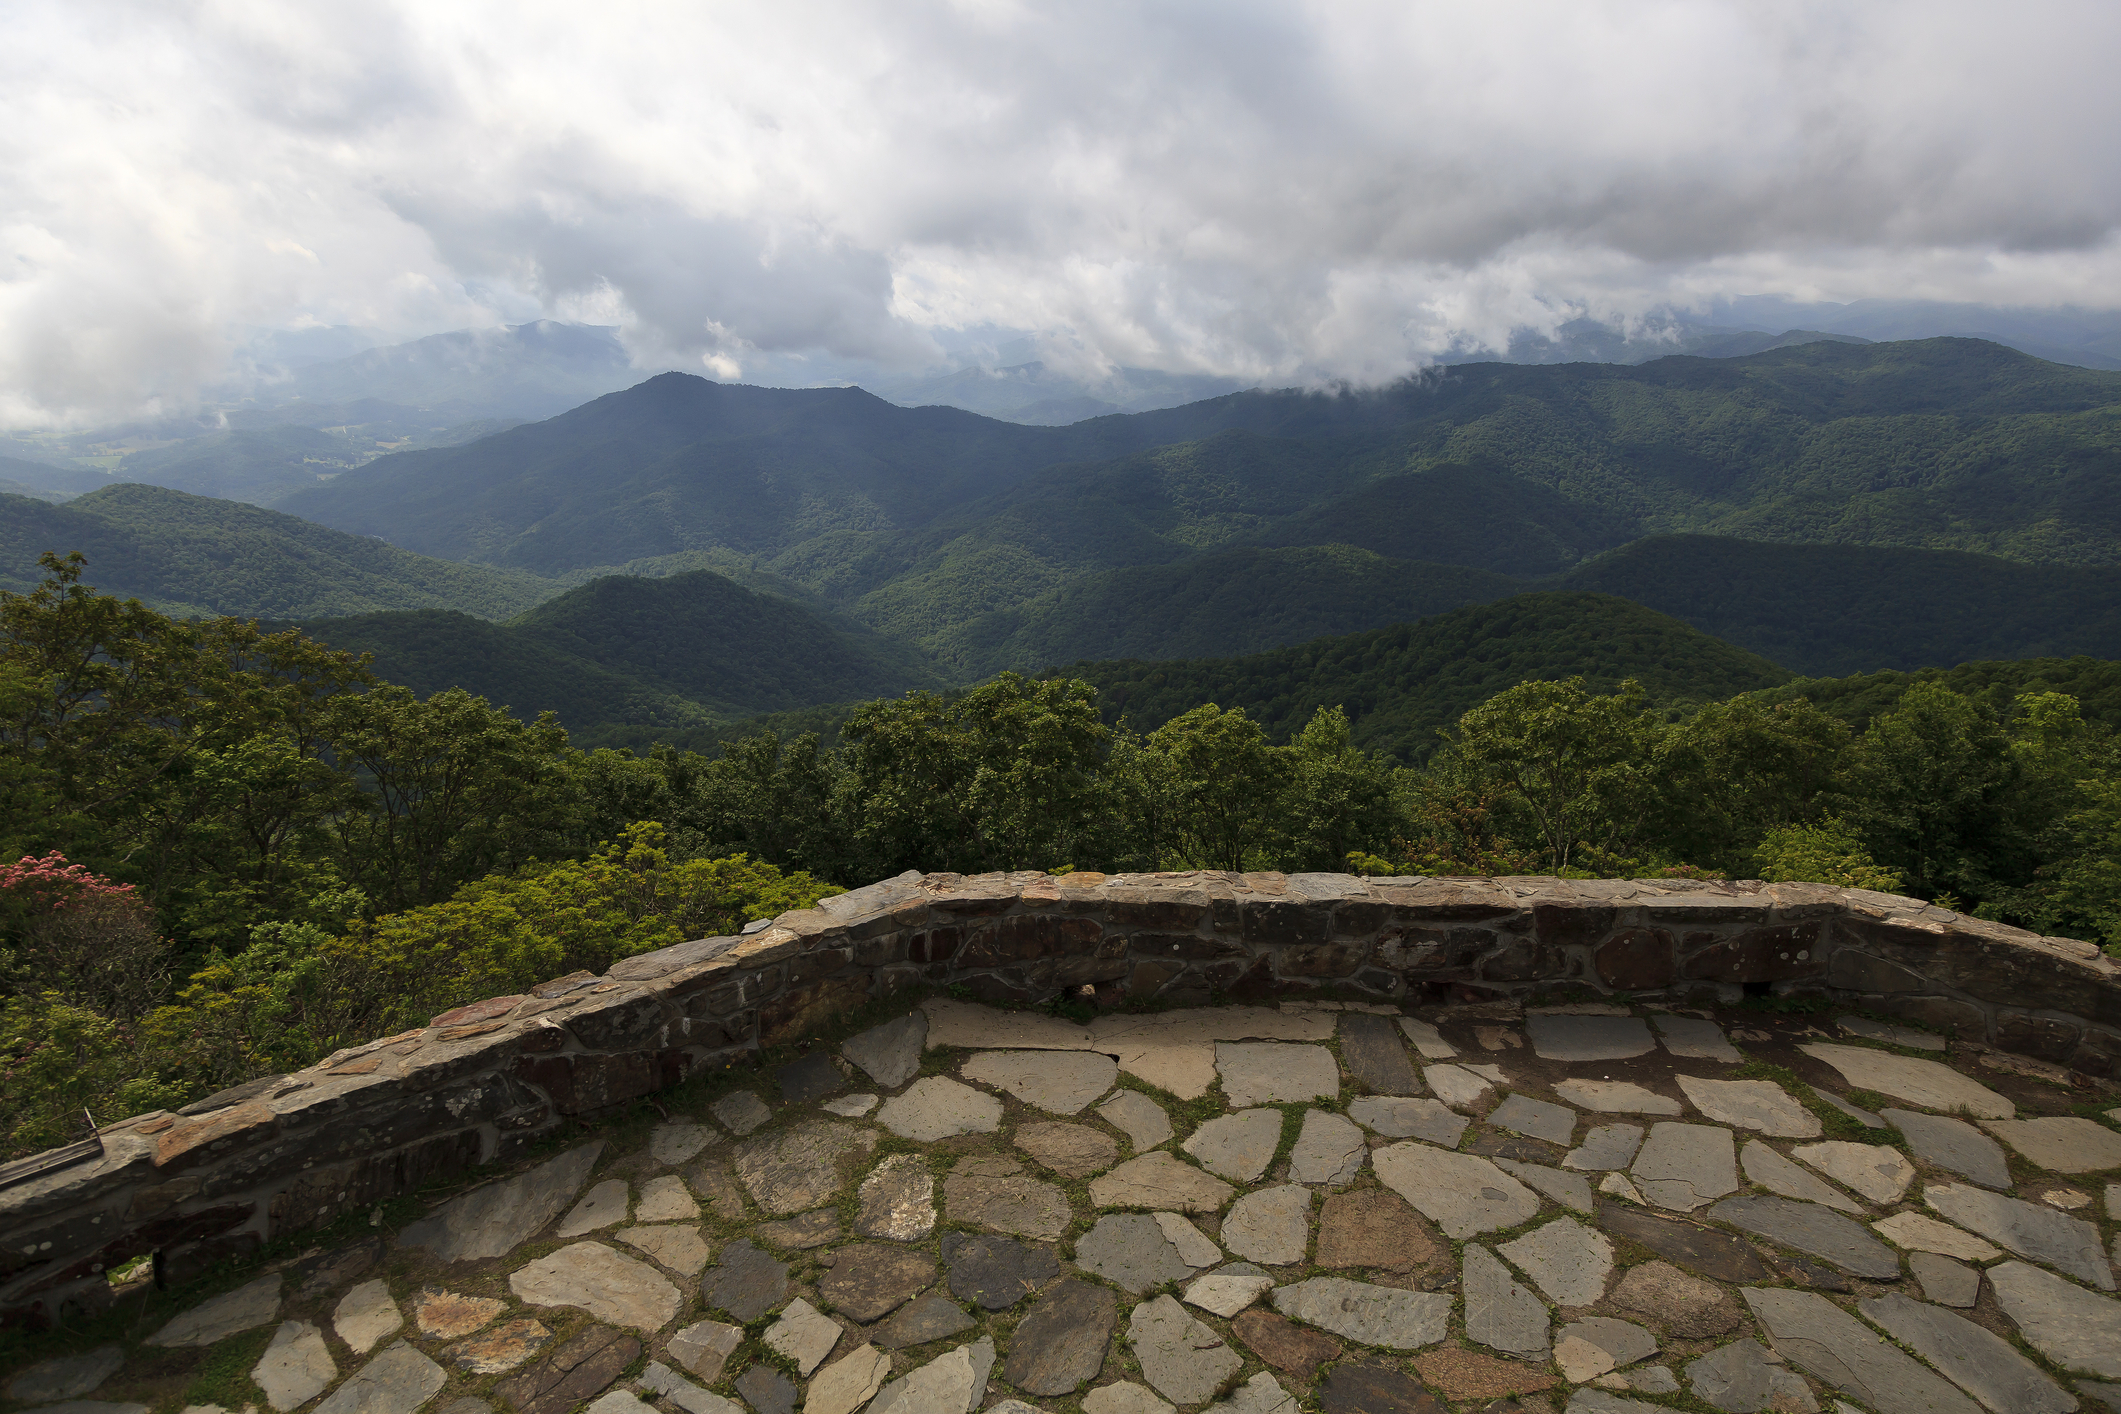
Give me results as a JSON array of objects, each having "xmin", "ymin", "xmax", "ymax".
[{"xmin": 3, "ymin": 0, "xmax": 2119, "ymax": 424}]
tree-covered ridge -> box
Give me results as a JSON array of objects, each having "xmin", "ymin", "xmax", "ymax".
[
  {"xmin": 1059, "ymin": 592, "xmax": 1794, "ymax": 763},
  {"xmin": 304, "ymin": 569, "xmax": 943, "ymax": 728},
  {"xmin": 0, "ymin": 484, "xmax": 561, "ymax": 620}
]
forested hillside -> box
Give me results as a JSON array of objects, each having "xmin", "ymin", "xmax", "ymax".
[
  {"xmin": 0, "ymin": 485, "xmax": 559, "ymax": 619},
  {"xmin": 1060, "ymin": 592, "xmax": 1793, "ymax": 761}
]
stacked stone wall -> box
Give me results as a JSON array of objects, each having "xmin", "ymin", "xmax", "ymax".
[{"xmin": 4, "ymin": 869, "xmax": 2116, "ymax": 1328}]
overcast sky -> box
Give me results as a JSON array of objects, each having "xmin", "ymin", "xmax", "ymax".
[{"xmin": 5, "ymin": 0, "xmax": 2120, "ymax": 426}]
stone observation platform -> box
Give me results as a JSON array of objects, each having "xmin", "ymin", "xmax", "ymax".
[{"xmin": 5, "ymin": 872, "xmax": 2121, "ymax": 1414}]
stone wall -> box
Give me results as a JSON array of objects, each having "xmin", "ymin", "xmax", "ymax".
[{"xmin": 5, "ymin": 869, "xmax": 2117, "ymax": 1328}]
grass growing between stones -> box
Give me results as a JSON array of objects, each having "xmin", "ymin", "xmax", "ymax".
[
  {"xmin": 1728, "ymin": 1058, "xmax": 1902, "ymax": 1145},
  {"xmin": 176, "ymin": 1323, "xmax": 274, "ymax": 1414}
]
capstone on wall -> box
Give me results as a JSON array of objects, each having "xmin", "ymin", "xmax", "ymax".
[{"xmin": 3, "ymin": 869, "xmax": 2116, "ymax": 1327}]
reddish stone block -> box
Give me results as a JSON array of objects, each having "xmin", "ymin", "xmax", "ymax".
[
  {"xmin": 155, "ymin": 1102, "xmax": 274, "ymax": 1171},
  {"xmin": 430, "ymin": 995, "xmax": 525, "ymax": 1027},
  {"xmin": 1594, "ymin": 928, "xmax": 1676, "ymax": 989}
]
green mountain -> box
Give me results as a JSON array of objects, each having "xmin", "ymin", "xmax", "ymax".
[
  {"xmin": 1555, "ymin": 535, "xmax": 2121, "ymax": 677},
  {"xmin": 1743, "ymin": 657, "xmax": 2121, "ymax": 734},
  {"xmin": 113, "ymin": 425, "xmax": 367, "ymax": 505},
  {"xmin": 1057, "ymin": 591, "xmax": 1793, "ymax": 763},
  {"xmin": 0, "ymin": 484, "xmax": 559, "ymax": 620},
  {"xmin": 940, "ymin": 544, "xmax": 1520, "ymax": 677},
  {"xmin": 304, "ymin": 569, "xmax": 941, "ymax": 733}
]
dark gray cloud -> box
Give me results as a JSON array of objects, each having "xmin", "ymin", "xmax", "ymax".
[{"xmin": 4, "ymin": 0, "xmax": 2119, "ymax": 425}]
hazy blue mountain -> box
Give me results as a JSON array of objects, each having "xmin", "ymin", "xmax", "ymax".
[{"xmin": 264, "ymin": 320, "xmax": 643, "ymax": 418}]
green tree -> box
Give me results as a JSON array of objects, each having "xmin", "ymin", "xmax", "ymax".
[
  {"xmin": 1838, "ymin": 682, "xmax": 2013, "ymax": 902},
  {"xmin": 1449, "ymin": 678, "xmax": 1666, "ymax": 872},
  {"xmin": 1654, "ymin": 696, "xmax": 1851, "ymax": 874},
  {"xmin": 1147, "ymin": 704, "xmax": 1286, "ymax": 872},
  {"xmin": 1277, "ymin": 706, "xmax": 1401, "ymax": 872},
  {"xmin": 1753, "ymin": 817, "xmax": 1904, "ymax": 892}
]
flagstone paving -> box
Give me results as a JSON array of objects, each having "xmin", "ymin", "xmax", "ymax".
[{"xmin": 26, "ymin": 994, "xmax": 2121, "ymax": 1414}]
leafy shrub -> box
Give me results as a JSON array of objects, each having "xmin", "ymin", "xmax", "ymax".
[{"xmin": 1753, "ymin": 817, "xmax": 1905, "ymax": 892}]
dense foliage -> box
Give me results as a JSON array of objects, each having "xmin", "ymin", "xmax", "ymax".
[{"xmin": 5, "ymin": 561, "xmax": 2119, "ymax": 1157}]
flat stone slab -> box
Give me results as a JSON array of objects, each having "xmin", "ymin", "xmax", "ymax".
[
  {"xmin": 1553, "ymin": 1317, "xmax": 1655, "ymax": 1383},
  {"xmin": 1887, "ymin": 1210, "xmax": 1983, "ymax": 1274},
  {"xmin": 496, "ymin": 1327, "xmax": 640, "ymax": 1414},
  {"xmin": 1493, "ymin": 1157, "xmax": 1593, "ymax": 1214},
  {"xmin": 1084, "ymin": 1382, "xmax": 1175, "ymax": 1414},
  {"xmin": 556, "ymin": 1178, "xmax": 630, "ymax": 1238},
  {"xmin": 1490, "ymin": 1094, "xmax": 1577, "ymax": 1144},
  {"xmin": 699, "ymin": 1239, "xmax": 791, "ymax": 1322},
  {"xmin": 1708, "ymin": 1196, "xmax": 1901, "ymax": 1279},
  {"xmin": 820, "ymin": 1244, "xmax": 936, "ymax": 1323},
  {"xmin": 734, "ymin": 1121, "xmax": 876, "ymax": 1215},
  {"xmin": 1412, "ymin": 1347, "xmax": 1559, "ymax": 1403},
  {"xmin": 1793, "ymin": 1140, "xmax": 1915, "ymax": 1203},
  {"xmin": 1741, "ymin": 1139, "xmax": 1861, "ymax": 1213},
  {"xmin": 1798, "ymin": 1044, "xmax": 2013, "ymax": 1119},
  {"xmin": 1185, "ymin": 1265, "xmax": 1275, "ymax": 1318},
  {"xmin": 511, "ymin": 1242, "xmax": 681, "ymax": 1331},
  {"xmin": 666, "ymin": 1320, "xmax": 743, "ymax": 1381},
  {"xmin": 616, "ymin": 1225, "xmax": 713, "ymax": 1276},
  {"xmin": 1907, "ymin": 1251, "xmax": 1980, "ymax": 1307},
  {"xmin": 711, "ymin": 1091, "xmax": 772, "ymax": 1136},
  {"xmin": 1565, "ymin": 1123, "xmax": 1645, "ymax": 1171},
  {"xmin": 314, "ymin": 1343, "xmax": 448, "ymax": 1414},
  {"xmin": 1016, "ymin": 1121, "xmax": 1119, "ymax": 1177},
  {"xmin": 1314, "ymin": 1188, "xmax": 1448, "ymax": 1279},
  {"xmin": 1883, "ymin": 1109, "xmax": 2012, "ymax": 1189},
  {"xmin": 334, "ymin": 1279, "xmax": 403, "ymax": 1354},
  {"xmin": 1652, "ymin": 1015, "xmax": 1741, "ymax": 1062},
  {"xmin": 1982, "ymin": 1116, "xmax": 2121, "ymax": 1173},
  {"xmin": 1860, "ymin": 1291, "xmax": 2075, "ymax": 1414},
  {"xmin": 869, "ymin": 1337, "xmax": 994, "ymax": 1414},
  {"xmin": 777, "ymin": 1053, "xmax": 846, "ymax": 1103},
  {"xmin": 1553, "ymin": 1080, "xmax": 1680, "ymax": 1115},
  {"xmin": 963, "ymin": 1050, "xmax": 1118, "ymax": 1115},
  {"xmin": 1676, "ymin": 1077, "xmax": 1819, "ymax": 1138},
  {"xmin": 446, "ymin": 1317, "xmax": 551, "ymax": 1374},
  {"xmin": 1097, "ymin": 1090, "xmax": 1173, "ymax": 1150},
  {"xmin": 942, "ymin": 1168, "xmax": 1072, "ymax": 1239},
  {"xmin": 1215, "ymin": 1042, "xmax": 1339, "ymax": 1105},
  {"xmin": 942, "ymin": 1232, "xmax": 1059, "ymax": 1310},
  {"xmin": 1424, "ymin": 1064, "xmax": 1495, "ymax": 1110},
  {"xmin": 1317, "ymin": 1361, "xmax": 1442, "ymax": 1414},
  {"xmin": 874, "ymin": 1294, "xmax": 977, "ymax": 1349},
  {"xmin": 1462, "ymin": 1244, "xmax": 1549, "ymax": 1357},
  {"xmin": 734, "ymin": 1365, "xmax": 796, "ymax": 1414},
  {"xmin": 1205, "ymin": 1371, "xmax": 1296, "ymax": 1414},
  {"xmin": 254, "ymin": 1321, "xmax": 337, "ymax": 1412},
  {"xmin": 844, "ymin": 1013, "xmax": 927, "ymax": 1089},
  {"xmin": 1288, "ymin": 1110, "xmax": 1366, "ymax": 1186},
  {"xmin": 1338, "ymin": 1013, "xmax": 1421, "ymax": 1095},
  {"xmin": 1599, "ymin": 1203, "xmax": 1770, "ymax": 1284},
  {"xmin": 1608, "ymin": 1260, "xmax": 1742, "ymax": 1338},
  {"xmin": 753, "ymin": 1210, "xmax": 842, "ymax": 1250},
  {"xmin": 1224, "ymin": 1186, "xmax": 1312, "ymax": 1265},
  {"xmin": 857, "ymin": 1154, "xmax": 937, "ymax": 1242},
  {"xmin": 1814, "ymin": 1089, "xmax": 1887, "ymax": 1128},
  {"xmin": 1233, "ymin": 1309, "xmax": 1342, "ymax": 1380},
  {"xmin": 1154, "ymin": 1211, "xmax": 1223, "ymax": 1266},
  {"xmin": 1074, "ymin": 1214, "xmax": 1205, "ymax": 1293},
  {"xmin": 763, "ymin": 1298, "xmax": 841, "ymax": 1376},
  {"xmin": 1373, "ymin": 1144, "xmax": 1540, "ymax": 1238},
  {"xmin": 638, "ymin": 1361, "xmax": 742, "ymax": 1414},
  {"xmin": 823, "ymin": 1094, "xmax": 878, "ymax": 1117},
  {"xmin": 1838, "ymin": 1015, "xmax": 1947, "ymax": 1051},
  {"xmin": 1682, "ymin": 1337, "xmax": 1815, "ymax": 1414},
  {"xmin": 7, "ymin": 1347, "xmax": 123, "ymax": 1403},
  {"xmin": 146, "ymin": 1273, "xmax": 282, "ymax": 1347},
  {"xmin": 1987, "ymin": 1259, "xmax": 2121, "ymax": 1378},
  {"xmin": 1742, "ymin": 1286, "xmax": 1982, "ymax": 1414},
  {"xmin": 1184, "ymin": 1108, "xmax": 1285, "ymax": 1182},
  {"xmin": 1499, "ymin": 1217, "xmax": 1613, "ymax": 1307},
  {"xmin": 807, "ymin": 1346, "xmax": 889, "ymax": 1414},
  {"xmin": 635, "ymin": 1175, "xmax": 699, "ymax": 1223},
  {"xmin": 877, "ymin": 1076, "xmax": 1004, "ymax": 1140},
  {"xmin": 1347, "ymin": 1096, "xmax": 1468, "ymax": 1146},
  {"xmin": 1128, "ymin": 1294, "xmax": 1243, "ymax": 1405},
  {"xmin": 1630, "ymin": 1122, "xmax": 1738, "ymax": 1211},
  {"xmin": 1270, "ymin": 1277, "xmax": 1451, "ymax": 1349},
  {"xmin": 1397, "ymin": 1017, "xmax": 1457, "ymax": 1059},
  {"xmin": 1526, "ymin": 1014, "xmax": 1655, "ymax": 1061},
  {"xmin": 1089, "ymin": 1153, "xmax": 1235, "ymax": 1212},
  {"xmin": 1925, "ymin": 1182, "xmax": 2114, "ymax": 1288},
  {"xmin": 1003, "ymin": 1279, "xmax": 1116, "ymax": 1396}
]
